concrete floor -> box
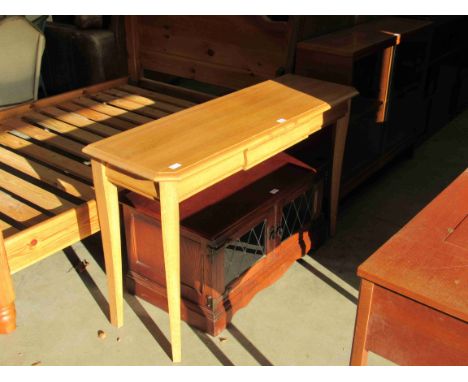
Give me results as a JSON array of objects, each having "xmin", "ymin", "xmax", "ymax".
[{"xmin": 1, "ymin": 110, "xmax": 467, "ymax": 366}]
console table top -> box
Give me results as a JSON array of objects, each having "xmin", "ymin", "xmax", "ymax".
[{"xmin": 83, "ymin": 74, "xmax": 357, "ymax": 182}]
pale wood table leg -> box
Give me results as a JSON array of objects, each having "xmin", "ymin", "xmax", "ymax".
[
  {"xmin": 330, "ymin": 107, "xmax": 350, "ymax": 236},
  {"xmin": 0, "ymin": 232, "xmax": 16, "ymax": 334},
  {"xmin": 159, "ymin": 181, "xmax": 182, "ymax": 363},
  {"xmin": 377, "ymin": 45, "xmax": 396, "ymax": 123},
  {"xmin": 91, "ymin": 160, "xmax": 123, "ymax": 327},
  {"xmin": 350, "ymin": 279, "xmax": 375, "ymax": 366}
]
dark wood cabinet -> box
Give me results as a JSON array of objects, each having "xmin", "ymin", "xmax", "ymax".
[
  {"xmin": 417, "ymin": 16, "xmax": 468, "ymax": 135},
  {"xmin": 380, "ymin": 19, "xmax": 432, "ymax": 150},
  {"xmin": 295, "ymin": 17, "xmax": 433, "ymax": 196},
  {"xmin": 122, "ymin": 153, "xmax": 324, "ymax": 335}
]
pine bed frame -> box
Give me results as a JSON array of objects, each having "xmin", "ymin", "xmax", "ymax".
[
  {"xmin": 0, "ymin": 15, "xmax": 303, "ymax": 333},
  {"xmin": 0, "ymin": 75, "xmax": 216, "ymax": 332}
]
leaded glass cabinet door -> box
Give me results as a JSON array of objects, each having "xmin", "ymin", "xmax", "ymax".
[
  {"xmin": 278, "ymin": 182, "xmax": 323, "ymax": 245},
  {"xmin": 220, "ymin": 208, "xmax": 277, "ymax": 291}
]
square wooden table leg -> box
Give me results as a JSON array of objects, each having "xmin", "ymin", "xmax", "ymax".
[
  {"xmin": 91, "ymin": 160, "xmax": 123, "ymax": 327},
  {"xmin": 350, "ymin": 279, "xmax": 375, "ymax": 366},
  {"xmin": 159, "ymin": 181, "xmax": 182, "ymax": 363},
  {"xmin": 329, "ymin": 106, "xmax": 350, "ymax": 236},
  {"xmin": 0, "ymin": 231, "xmax": 16, "ymax": 334}
]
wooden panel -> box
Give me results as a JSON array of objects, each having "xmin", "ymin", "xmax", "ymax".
[
  {"xmin": 23, "ymin": 111, "xmax": 102, "ymax": 144},
  {"xmin": 89, "ymin": 92, "xmax": 168, "ymax": 119},
  {"xmin": 83, "ymin": 74, "xmax": 357, "ymax": 182},
  {"xmin": 367, "ymin": 284, "xmax": 468, "ymax": 365},
  {"xmin": 0, "ymin": 190, "xmax": 46, "ymax": 227},
  {"xmin": 119, "ymin": 84, "xmax": 197, "ymax": 108},
  {"xmin": 141, "ymin": 50, "xmax": 269, "ymax": 91},
  {"xmin": 5, "ymin": 200, "xmax": 100, "ymax": 274},
  {"xmin": 0, "ymin": 146, "xmax": 93, "ymax": 200},
  {"xmin": 132, "ymin": 16, "xmax": 294, "ymax": 89},
  {"xmin": 57, "ymin": 101, "xmax": 137, "ymax": 131},
  {"xmin": 106, "ymin": 166, "xmax": 159, "ymax": 200},
  {"xmin": 103, "ymin": 88, "xmax": 183, "ymax": 114},
  {"xmin": 0, "ymin": 132, "xmax": 92, "ymax": 181},
  {"xmin": 0, "ymin": 118, "xmax": 87, "ymax": 160},
  {"xmin": 0, "ymin": 168, "xmax": 76, "ymax": 215},
  {"xmin": 72, "ymin": 97, "xmax": 153, "ymax": 125},
  {"xmin": 39, "ymin": 106, "xmax": 122, "ymax": 137}
]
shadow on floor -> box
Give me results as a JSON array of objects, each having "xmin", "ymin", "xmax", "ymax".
[
  {"xmin": 63, "ymin": 246, "xmax": 109, "ymax": 321},
  {"xmin": 124, "ymin": 293, "xmax": 173, "ymax": 359},
  {"xmin": 296, "ymin": 259, "xmax": 358, "ymax": 305},
  {"xmin": 191, "ymin": 329, "xmax": 234, "ymax": 365},
  {"xmin": 227, "ymin": 323, "xmax": 273, "ymax": 366},
  {"xmin": 64, "ymin": 241, "xmax": 173, "ymax": 360}
]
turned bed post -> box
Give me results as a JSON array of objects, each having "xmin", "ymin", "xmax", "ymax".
[{"xmin": 0, "ymin": 231, "xmax": 16, "ymax": 333}]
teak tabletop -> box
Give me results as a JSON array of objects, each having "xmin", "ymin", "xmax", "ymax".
[
  {"xmin": 83, "ymin": 74, "xmax": 357, "ymax": 362},
  {"xmin": 358, "ymin": 169, "xmax": 468, "ymax": 322},
  {"xmin": 351, "ymin": 169, "xmax": 468, "ymax": 365}
]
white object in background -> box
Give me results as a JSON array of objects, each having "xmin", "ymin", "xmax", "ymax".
[{"xmin": 0, "ymin": 16, "xmax": 46, "ymax": 107}]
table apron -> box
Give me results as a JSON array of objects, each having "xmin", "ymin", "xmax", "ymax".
[{"xmin": 367, "ymin": 283, "xmax": 468, "ymax": 366}]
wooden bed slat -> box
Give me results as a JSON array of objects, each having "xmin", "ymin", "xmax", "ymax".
[
  {"xmin": 89, "ymin": 92, "xmax": 168, "ymax": 119},
  {"xmin": 5, "ymin": 199, "xmax": 100, "ymax": 274},
  {"xmin": 0, "ymin": 77, "xmax": 130, "ymax": 123},
  {"xmin": 0, "ymin": 168, "xmax": 76, "ymax": 215},
  {"xmin": 138, "ymin": 78, "xmax": 218, "ymax": 103},
  {"xmin": 58, "ymin": 101, "xmax": 137, "ymax": 131},
  {"xmin": 0, "ymin": 190, "xmax": 47, "ymax": 227},
  {"xmin": 39, "ymin": 106, "xmax": 122, "ymax": 137},
  {"xmin": 1, "ymin": 118, "xmax": 88, "ymax": 160},
  {"xmin": 0, "ymin": 133, "xmax": 92, "ymax": 182},
  {"xmin": 0, "ymin": 219, "xmax": 12, "ymax": 231},
  {"xmin": 73, "ymin": 97, "xmax": 153, "ymax": 125},
  {"xmin": 0, "ymin": 219, "xmax": 18, "ymax": 238},
  {"xmin": 119, "ymin": 83, "xmax": 198, "ymax": 108},
  {"xmin": 0, "ymin": 146, "xmax": 93, "ymax": 200},
  {"xmin": 23, "ymin": 111, "xmax": 103, "ymax": 145},
  {"xmin": 103, "ymin": 88, "xmax": 183, "ymax": 114}
]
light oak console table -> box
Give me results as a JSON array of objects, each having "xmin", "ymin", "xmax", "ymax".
[{"xmin": 83, "ymin": 74, "xmax": 357, "ymax": 362}]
